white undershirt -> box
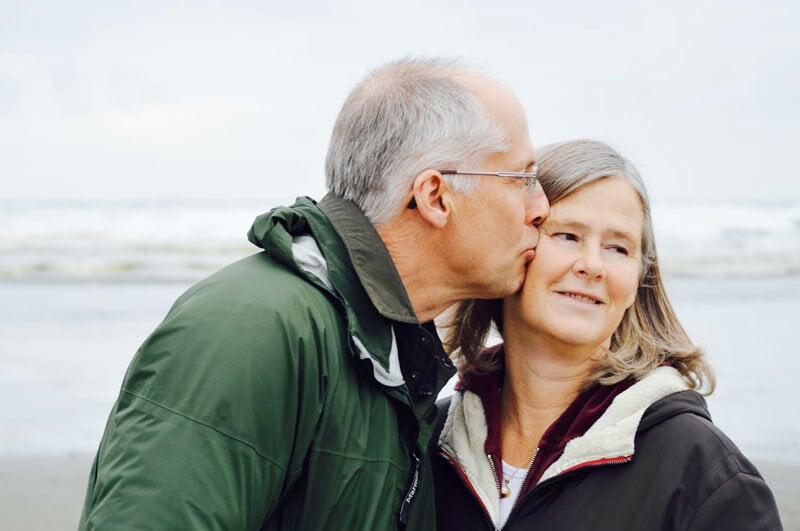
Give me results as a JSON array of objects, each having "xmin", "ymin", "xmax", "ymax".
[{"xmin": 499, "ymin": 460, "xmax": 528, "ymax": 527}]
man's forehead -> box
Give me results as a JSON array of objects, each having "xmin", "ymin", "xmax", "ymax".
[{"xmin": 457, "ymin": 70, "xmax": 533, "ymax": 169}]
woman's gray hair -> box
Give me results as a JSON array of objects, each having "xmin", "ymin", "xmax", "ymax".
[
  {"xmin": 325, "ymin": 57, "xmax": 508, "ymax": 225},
  {"xmin": 444, "ymin": 139, "xmax": 716, "ymax": 394}
]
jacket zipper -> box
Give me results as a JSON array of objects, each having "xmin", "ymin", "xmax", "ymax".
[
  {"xmin": 500, "ymin": 455, "xmax": 632, "ymax": 529},
  {"xmin": 398, "ymin": 452, "xmax": 421, "ymax": 525},
  {"xmin": 498, "ymin": 448, "xmax": 538, "ymax": 531},
  {"xmin": 439, "ymin": 449, "xmax": 497, "ymax": 529},
  {"xmin": 505, "ymin": 449, "xmax": 538, "ymax": 518},
  {"xmin": 487, "ymin": 454, "xmax": 501, "ymax": 492}
]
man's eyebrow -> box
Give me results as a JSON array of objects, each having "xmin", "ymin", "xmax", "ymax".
[{"xmin": 509, "ymin": 162, "xmax": 534, "ymax": 174}]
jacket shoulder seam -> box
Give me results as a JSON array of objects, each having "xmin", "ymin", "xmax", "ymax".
[
  {"xmin": 684, "ymin": 413, "xmax": 742, "ymax": 459},
  {"xmin": 312, "ymin": 447, "xmax": 407, "ymax": 469},
  {"xmin": 681, "ymin": 415, "xmax": 765, "ymax": 526},
  {"xmin": 119, "ymin": 389, "xmax": 291, "ymax": 472},
  {"xmin": 686, "ymin": 469, "xmax": 765, "ymax": 526}
]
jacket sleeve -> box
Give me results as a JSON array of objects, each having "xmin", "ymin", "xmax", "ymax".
[
  {"xmin": 79, "ymin": 275, "xmax": 337, "ymax": 530},
  {"xmin": 687, "ymin": 470, "xmax": 784, "ymax": 531}
]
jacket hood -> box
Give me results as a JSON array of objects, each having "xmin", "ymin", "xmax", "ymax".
[
  {"xmin": 247, "ymin": 195, "xmax": 408, "ymax": 388},
  {"xmin": 637, "ymin": 384, "xmax": 711, "ymax": 431}
]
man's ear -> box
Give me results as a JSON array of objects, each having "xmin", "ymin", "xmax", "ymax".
[{"xmin": 410, "ymin": 170, "xmax": 452, "ymax": 228}]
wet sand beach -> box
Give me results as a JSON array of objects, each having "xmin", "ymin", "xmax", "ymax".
[{"xmin": 0, "ymin": 454, "xmax": 796, "ymax": 530}]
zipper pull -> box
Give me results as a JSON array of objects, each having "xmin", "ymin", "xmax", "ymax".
[
  {"xmin": 398, "ymin": 452, "xmax": 422, "ymax": 525},
  {"xmin": 487, "ymin": 453, "xmax": 501, "ymax": 493}
]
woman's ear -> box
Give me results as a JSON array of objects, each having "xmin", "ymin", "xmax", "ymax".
[{"xmin": 410, "ymin": 170, "xmax": 452, "ymax": 228}]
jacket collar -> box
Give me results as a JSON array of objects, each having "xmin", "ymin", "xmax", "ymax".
[
  {"xmin": 247, "ymin": 195, "xmax": 409, "ymax": 387},
  {"xmin": 319, "ymin": 193, "xmax": 418, "ymax": 324}
]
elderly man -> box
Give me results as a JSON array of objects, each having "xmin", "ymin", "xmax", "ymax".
[{"xmin": 79, "ymin": 57, "xmax": 549, "ymax": 530}]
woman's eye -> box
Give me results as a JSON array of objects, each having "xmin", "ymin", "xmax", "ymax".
[
  {"xmin": 608, "ymin": 245, "xmax": 629, "ymax": 256},
  {"xmin": 554, "ymin": 232, "xmax": 578, "ymax": 242}
]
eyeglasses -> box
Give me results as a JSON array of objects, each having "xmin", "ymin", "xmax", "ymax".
[
  {"xmin": 406, "ymin": 166, "xmax": 539, "ymax": 209},
  {"xmin": 439, "ymin": 166, "xmax": 539, "ymax": 192}
]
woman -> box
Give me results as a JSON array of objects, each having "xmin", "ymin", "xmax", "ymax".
[{"xmin": 431, "ymin": 140, "xmax": 782, "ymax": 530}]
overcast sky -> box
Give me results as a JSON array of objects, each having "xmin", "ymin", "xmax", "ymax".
[{"xmin": 1, "ymin": 0, "xmax": 798, "ymax": 206}]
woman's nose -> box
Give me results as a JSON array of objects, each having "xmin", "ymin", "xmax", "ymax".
[{"xmin": 573, "ymin": 245, "xmax": 605, "ymax": 280}]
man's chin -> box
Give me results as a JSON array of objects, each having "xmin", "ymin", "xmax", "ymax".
[
  {"xmin": 475, "ymin": 264, "xmax": 528, "ymax": 300},
  {"xmin": 503, "ymin": 269, "xmax": 528, "ymax": 297},
  {"xmin": 511, "ymin": 261, "xmax": 535, "ymax": 292}
]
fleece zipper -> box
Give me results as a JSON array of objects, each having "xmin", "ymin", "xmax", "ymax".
[{"xmin": 499, "ymin": 448, "xmax": 539, "ymax": 529}]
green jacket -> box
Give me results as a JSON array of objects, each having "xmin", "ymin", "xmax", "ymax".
[{"xmin": 80, "ymin": 194, "xmax": 455, "ymax": 530}]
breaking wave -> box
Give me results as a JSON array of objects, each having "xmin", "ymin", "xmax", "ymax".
[{"xmin": 2, "ymin": 200, "xmax": 800, "ymax": 281}]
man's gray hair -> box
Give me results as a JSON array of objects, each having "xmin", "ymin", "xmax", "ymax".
[{"xmin": 325, "ymin": 57, "xmax": 509, "ymax": 225}]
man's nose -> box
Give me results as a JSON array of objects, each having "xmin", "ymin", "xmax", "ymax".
[{"xmin": 525, "ymin": 181, "xmax": 550, "ymax": 226}]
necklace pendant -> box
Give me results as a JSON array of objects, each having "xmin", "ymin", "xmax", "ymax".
[{"xmin": 500, "ymin": 483, "xmax": 511, "ymax": 498}]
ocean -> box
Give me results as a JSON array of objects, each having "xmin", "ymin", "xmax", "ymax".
[
  {"xmin": 3, "ymin": 199, "xmax": 800, "ymax": 281},
  {"xmin": 1, "ymin": 200, "xmax": 799, "ymax": 464}
]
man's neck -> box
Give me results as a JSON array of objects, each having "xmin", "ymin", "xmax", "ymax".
[
  {"xmin": 319, "ymin": 194, "xmax": 420, "ymax": 324},
  {"xmin": 376, "ymin": 222, "xmax": 456, "ymax": 322}
]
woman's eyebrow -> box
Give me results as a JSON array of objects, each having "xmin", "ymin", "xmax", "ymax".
[
  {"xmin": 547, "ymin": 219, "xmax": 589, "ymax": 231},
  {"xmin": 607, "ymin": 229, "xmax": 638, "ymax": 243},
  {"xmin": 548, "ymin": 219, "xmax": 637, "ymax": 242}
]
